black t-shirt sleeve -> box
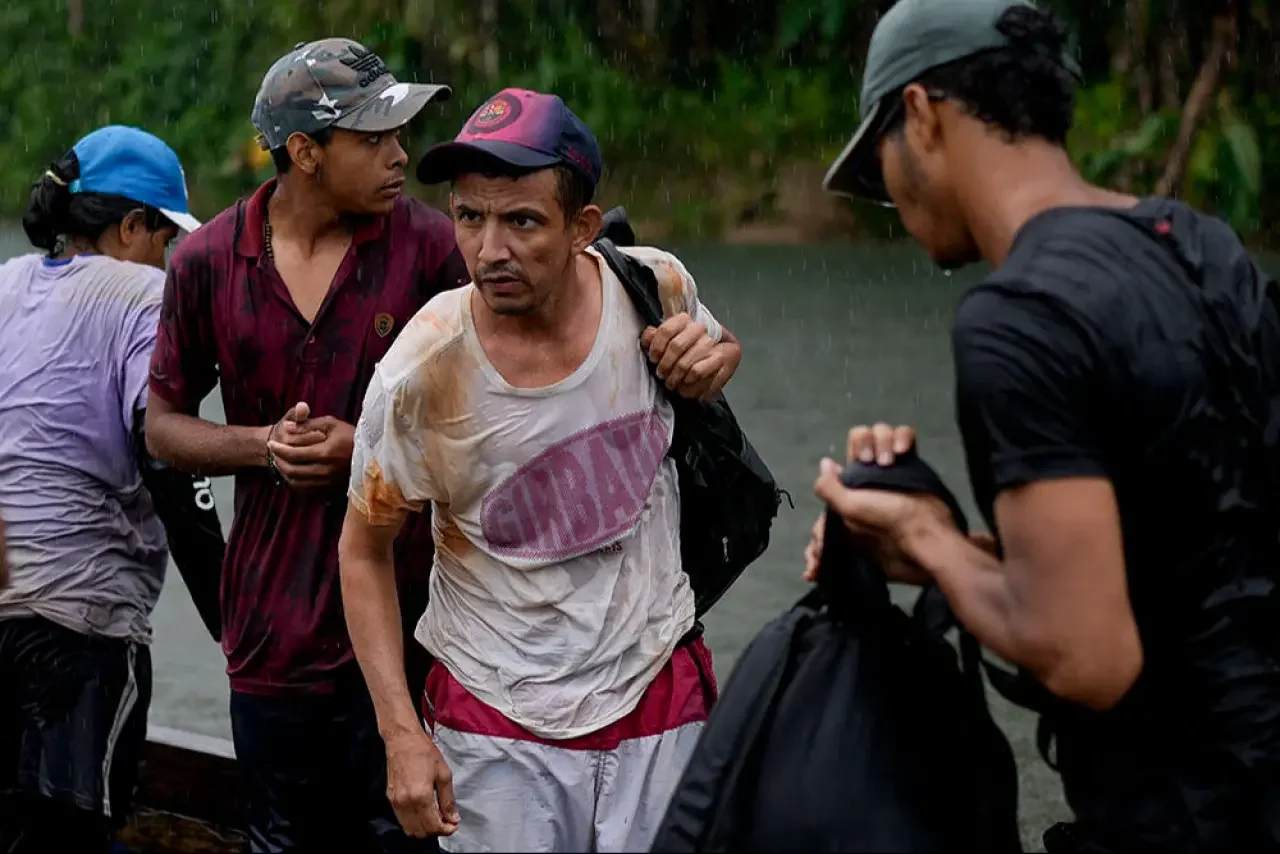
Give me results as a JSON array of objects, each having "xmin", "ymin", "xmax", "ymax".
[{"xmin": 952, "ymin": 286, "xmax": 1109, "ymax": 494}]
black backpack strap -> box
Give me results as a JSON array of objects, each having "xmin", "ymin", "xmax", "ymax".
[
  {"xmin": 980, "ymin": 653, "xmax": 1062, "ymax": 768},
  {"xmin": 916, "ymin": 586, "xmax": 991, "ymax": 707},
  {"xmin": 593, "ymin": 236, "xmax": 664, "ymax": 331},
  {"xmin": 592, "ymin": 205, "xmax": 665, "ymax": 328},
  {"xmin": 914, "ymin": 581, "xmax": 1062, "ymax": 767},
  {"xmin": 598, "ymin": 205, "xmax": 637, "ymax": 248},
  {"xmin": 957, "ymin": 630, "xmax": 995, "ymax": 707}
]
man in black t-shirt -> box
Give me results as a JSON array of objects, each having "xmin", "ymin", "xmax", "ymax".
[{"xmin": 807, "ymin": 0, "xmax": 1280, "ymax": 852}]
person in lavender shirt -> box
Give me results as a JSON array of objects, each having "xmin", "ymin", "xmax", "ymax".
[
  {"xmin": 0, "ymin": 516, "xmax": 7, "ymax": 590},
  {"xmin": 0, "ymin": 125, "xmax": 208, "ymax": 853}
]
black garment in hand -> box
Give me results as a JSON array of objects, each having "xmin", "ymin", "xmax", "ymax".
[{"xmin": 650, "ymin": 450, "xmax": 1021, "ymax": 854}]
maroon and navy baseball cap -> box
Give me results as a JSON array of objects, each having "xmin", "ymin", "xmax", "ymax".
[{"xmin": 416, "ymin": 88, "xmax": 603, "ymax": 190}]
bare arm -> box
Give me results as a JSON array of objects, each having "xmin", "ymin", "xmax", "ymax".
[
  {"xmin": 144, "ymin": 392, "xmax": 271, "ymax": 477},
  {"xmin": 906, "ymin": 477, "xmax": 1142, "ymax": 711},
  {"xmin": 339, "ymin": 499, "xmax": 457, "ymax": 838},
  {"xmin": 341, "ymin": 351, "xmax": 455, "ymax": 836},
  {"xmin": 338, "ymin": 504, "xmax": 419, "ymax": 739},
  {"xmin": 145, "ymin": 242, "xmax": 270, "ymax": 476},
  {"xmin": 341, "ymin": 366, "xmax": 439, "ymax": 720}
]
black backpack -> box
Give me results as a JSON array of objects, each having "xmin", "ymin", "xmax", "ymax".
[
  {"xmin": 592, "ymin": 209, "xmax": 788, "ymax": 617},
  {"xmin": 650, "ymin": 453, "xmax": 1023, "ymax": 853},
  {"xmin": 133, "ymin": 408, "xmax": 225, "ymax": 643}
]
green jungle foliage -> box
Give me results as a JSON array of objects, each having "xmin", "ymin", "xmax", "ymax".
[{"xmin": 2, "ymin": 0, "xmax": 1275, "ymax": 243}]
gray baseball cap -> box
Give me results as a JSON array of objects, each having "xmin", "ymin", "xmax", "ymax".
[
  {"xmin": 822, "ymin": 0, "xmax": 1078, "ymax": 203},
  {"xmin": 251, "ymin": 38, "xmax": 451, "ymax": 151}
]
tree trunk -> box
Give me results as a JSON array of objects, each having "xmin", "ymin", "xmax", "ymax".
[
  {"xmin": 639, "ymin": 0, "xmax": 659, "ymax": 36},
  {"xmin": 67, "ymin": 0, "xmax": 84, "ymax": 36},
  {"xmin": 690, "ymin": 0, "xmax": 710, "ymax": 62},
  {"xmin": 480, "ymin": 0, "xmax": 499, "ymax": 79},
  {"xmin": 1158, "ymin": 22, "xmax": 1183, "ymax": 110},
  {"xmin": 597, "ymin": 0, "xmax": 623, "ymax": 43},
  {"xmin": 1112, "ymin": 0, "xmax": 1149, "ymax": 191},
  {"xmin": 1127, "ymin": 0, "xmax": 1153, "ymax": 114},
  {"xmin": 1155, "ymin": 7, "xmax": 1236, "ymax": 197}
]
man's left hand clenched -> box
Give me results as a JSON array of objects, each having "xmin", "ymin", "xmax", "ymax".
[{"xmin": 641, "ymin": 313, "xmax": 740, "ymax": 402}]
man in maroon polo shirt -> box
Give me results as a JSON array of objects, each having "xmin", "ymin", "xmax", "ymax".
[{"xmin": 144, "ymin": 38, "xmax": 468, "ymax": 853}]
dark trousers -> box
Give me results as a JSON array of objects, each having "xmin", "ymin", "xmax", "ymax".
[
  {"xmin": 230, "ymin": 668, "xmax": 438, "ymax": 854},
  {"xmin": 0, "ymin": 616, "xmax": 151, "ymax": 854}
]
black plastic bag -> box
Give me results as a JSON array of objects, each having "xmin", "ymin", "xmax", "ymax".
[{"xmin": 651, "ymin": 452, "xmax": 1022, "ymax": 853}]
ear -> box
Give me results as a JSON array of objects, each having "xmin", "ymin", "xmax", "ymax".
[
  {"xmin": 287, "ymin": 132, "xmax": 322, "ymax": 175},
  {"xmin": 901, "ymin": 83, "xmax": 944, "ymax": 154},
  {"xmin": 571, "ymin": 204, "xmax": 604, "ymax": 253},
  {"xmin": 117, "ymin": 209, "xmax": 146, "ymax": 248}
]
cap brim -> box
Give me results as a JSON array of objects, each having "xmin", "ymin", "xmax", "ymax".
[
  {"xmin": 415, "ymin": 140, "xmax": 560, "ymax": 185},
  {"xmin": 821, "ymin": 98, "xmax": 897, "ymax": 207},
  {"xmin": 335, "ymin": 82, "xmax": 453, "ymax": 136},
  {"xmin": 159, "ymin": 208, "xmax": 201, "ymax": 233}
]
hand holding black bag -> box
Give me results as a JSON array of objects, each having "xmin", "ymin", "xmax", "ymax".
[{"xmin": 650, "ymin": 451, "xmax": 1022, "ymax": 853}]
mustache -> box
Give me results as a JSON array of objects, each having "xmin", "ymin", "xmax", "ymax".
[{"xmin": 477, "ymin": 262, "xmax": 528, "ymax": 284}]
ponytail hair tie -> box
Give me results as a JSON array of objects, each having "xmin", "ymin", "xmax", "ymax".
[{"xmin": 43, "ymin": 170, "xmax": 67, "ymax": 187}]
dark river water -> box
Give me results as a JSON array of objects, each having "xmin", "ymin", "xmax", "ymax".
[{"xmin": 5, "ymin": 224, "xmax": 1276, "ymax": 851}]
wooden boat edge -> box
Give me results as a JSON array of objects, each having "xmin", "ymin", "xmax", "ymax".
[{"xmin": 118, "ymin": 724, "xmax": 248, "ymax": 853}]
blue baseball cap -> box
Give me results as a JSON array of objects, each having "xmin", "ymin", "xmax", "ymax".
[
  {"xmin": 68, "ymin": 125, "xmax": 201, "ymax": 233},
  {"xmin": 416, "ymin": 89, "xmax": 602, "ymax": 191}
]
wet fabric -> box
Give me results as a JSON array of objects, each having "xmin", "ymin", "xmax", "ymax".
[
  {"xmin": 0, "ymin": 616, "xmax": 151, "ymax": 824},
  {"xmin": 229, "ymin": 665, "xmax": 437, "ymax": 854},
  {"xmin": 348, "ymin": 245, "xmax": 723, "ymax": 741},
  {"xmin": 424, "ymin": 637, "xmax": 716, "ymax": 853},
  {"xmin": 0, "ymin": 254, "xmax": 168, "ymax": 643},
  {"xmin": 149, "ymin": 179, "xmax": 469, "ymax": 695},
  {"xmin": 953, "ymin": 197, "xmax": 1280, "ymax": 852},
  {"xmin": 651, "ymin": 453, "xmax": 1022, "ymax": 854}
]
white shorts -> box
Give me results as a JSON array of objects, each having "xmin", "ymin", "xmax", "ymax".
[{"xmin": 424, "ymin": 639, "xmax": 717, "ymax": 853}]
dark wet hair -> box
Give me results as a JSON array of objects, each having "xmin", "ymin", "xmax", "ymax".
[
  {"xmin": 554, "ymin": 165, "xmax": 595, "ymax": 221},
  {"xmin": 270, "ymin": 126, "xmax": 336, "ymax": 174},
  {"xmin": 885, "ymin": 4, "xmax": 1076, "ymax": 145},
  {"xmin": 450, "ymin": 163, "xmax": 595, "ymax": 221},
  {"xmin": 23, "ymin": 149, "xmax": 169, "ymax": 257}
]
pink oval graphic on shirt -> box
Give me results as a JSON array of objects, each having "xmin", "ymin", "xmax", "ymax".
[{"xmin": 480, "ymin": 409, "xmax": 670, "ymax": 561}]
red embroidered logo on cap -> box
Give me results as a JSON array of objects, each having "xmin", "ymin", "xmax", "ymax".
[
  {"xmin": 564, "ymin": 146, "xmax": 593, "ymax": 175},
  {"xmin": 466, "ymin": 93, "xmax": 522, "ymax": 135}
]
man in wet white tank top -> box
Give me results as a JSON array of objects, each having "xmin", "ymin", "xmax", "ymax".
[{"xmin": 338, "ymin": 88, "xmax": 743, "ymax": 853}]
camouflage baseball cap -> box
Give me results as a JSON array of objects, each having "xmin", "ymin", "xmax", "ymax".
[{"xmin": 251, "ymin": 37, "xmax": 451, "ymax": 151}]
